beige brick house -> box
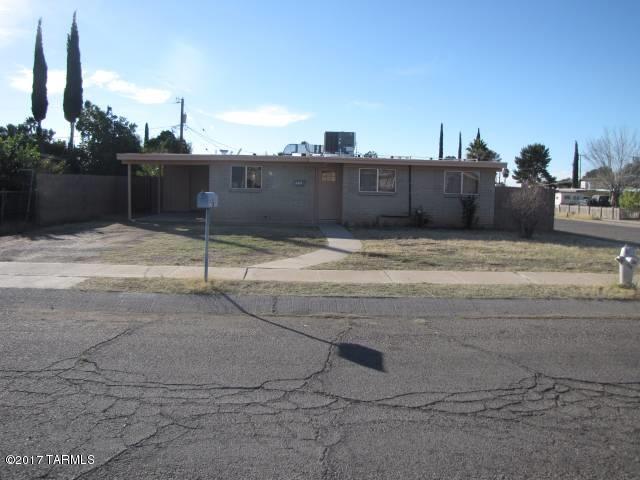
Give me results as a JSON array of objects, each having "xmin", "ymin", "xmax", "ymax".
[{"xmin": 118, "ymin": 154, "xmax": 506, "ymax": 227}]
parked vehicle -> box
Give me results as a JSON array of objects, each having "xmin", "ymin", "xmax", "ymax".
[{"xmin": 589, "ymin": 195, "xmax": 610, "ymax": 207}]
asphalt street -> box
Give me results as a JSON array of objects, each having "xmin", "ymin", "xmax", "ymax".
[
  {"xmin": 555, "ymin": 218, "xmax": 640, "ymax": 245},
  {"xmin": 0, "ymin": 289, "xmax": 639, "ymax": 479}
]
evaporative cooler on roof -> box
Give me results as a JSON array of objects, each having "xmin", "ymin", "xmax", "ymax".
[{"xmin": 324, "ymin": 132, "xmax": 355, "ymax": 156}]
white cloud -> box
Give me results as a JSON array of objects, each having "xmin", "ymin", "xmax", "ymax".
[
  {"xmin": 9, "ymin": 67, "xmax": 65, "ymax": 94},
  {"xmin": 350, "ymin": 100, "xmax": 383, "ymax": 110},
  {"xmin": 0, "ymin": 0, "xmax": 31, "ymax": 47},
  {"xmin": 215, "ymin": 105, "xmax": 311, "ymax": 127},
  {"xmin": 86, "ymin": 70, "xmax": 171, "ymax": 104},
  {"xmin": 9, "ymin": 67, "xmax": 172, "ymax": 104}
]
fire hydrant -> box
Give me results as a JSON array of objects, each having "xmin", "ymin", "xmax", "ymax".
[{"xmin": 615, "ymin": 245, "xmax": 638, "ymax": 287}]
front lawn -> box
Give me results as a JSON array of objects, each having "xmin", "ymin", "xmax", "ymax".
[
  {"xmin": 316, "ymin": 228, "xmax": 620, "ymax": 273},
  {"xmin": 0, "ymin": 221, "xmax": 326, "ymax": 267}
]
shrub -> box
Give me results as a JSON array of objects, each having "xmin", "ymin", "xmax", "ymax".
[
  {"xmin": 508, "ymin": 186, "xmax": 550, "ymax": 238},
  {"xmin": 620, "ymin": 191, "xmax": 640, "ymax": 210},
  {"xmin": 460, "ymin": 196, "xmax": 478, "ymax": 229}
]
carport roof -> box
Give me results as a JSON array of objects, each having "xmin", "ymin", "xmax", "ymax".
[{"xmin": 118, "ymin": 153, "xmax": 507, "ymax": 170}]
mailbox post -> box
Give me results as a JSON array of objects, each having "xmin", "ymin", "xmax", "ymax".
[{"xmin": 196, "ymin": 192, "xmax": 218, "ymax": 281}]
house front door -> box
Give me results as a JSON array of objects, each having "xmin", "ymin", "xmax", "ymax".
[{"xmin": 317, "ymin": 167, "xmax": 341, "ymax": 222}]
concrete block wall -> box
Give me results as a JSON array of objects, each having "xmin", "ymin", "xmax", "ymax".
[
  {"xmin": 341, "ymin": 165, "xmax": 410, "ymax": 225},
  {"xmin": 415, "ymin": 167, "xmax": 495, "ymax": 228},
  {"xmin": 341, "ymin": 165, "xmax": 496, "ymax": 228},
  {"xmin": 208, "ymin": 162, "xmax": 316, "ymax": 224},
  {"xmin": 36, "ymin": 173, "xmax": 126, "ymax": 225}
]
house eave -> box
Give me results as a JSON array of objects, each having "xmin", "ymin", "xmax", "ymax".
[{"xmin": 118, "ymin": 153, "xmax": 507, "ymax": 170}]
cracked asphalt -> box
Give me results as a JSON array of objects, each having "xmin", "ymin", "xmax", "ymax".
[{"xmin": 0, "ymin": 290, "xmax": 639, "ymax": 479}]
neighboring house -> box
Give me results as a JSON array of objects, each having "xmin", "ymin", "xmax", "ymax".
[
  {"xmin": 118, "ymin": 154, "xmax": 506, "ymax": 227},
  {"xmin": 555, "ymin": 189, "xmax": 592, "ymax": 206}
]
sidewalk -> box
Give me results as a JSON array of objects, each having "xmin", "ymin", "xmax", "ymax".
[
  {"xmin": 0, "ymin": 261, "xmax": 617, "ymax": 289},
  {"xmin": 250, "ymin": 224, "xmax": 362, "ymax": 269}
]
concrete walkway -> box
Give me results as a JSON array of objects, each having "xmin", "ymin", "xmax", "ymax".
[
  {"xmin": 0, "ymin": 261, "xmax": 618, "ymax": 289},
  {"xmin": 250, "ymin": 224, "xmax": 362, "ymax": 269}
]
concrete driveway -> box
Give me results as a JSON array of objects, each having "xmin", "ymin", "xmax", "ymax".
[
  {"xmin": 555, "ymin": 218, "xmax": 640, "ymax": 245},
  {"xmin": 0, "ymin": 290, "xmax": 639, "ymax": 479}
]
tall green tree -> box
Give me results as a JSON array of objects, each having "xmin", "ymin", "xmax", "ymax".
[
  {"xmin": 466, "ymin": 136, "xmax": 501, "ymax": 162},
  {"xmin": 144, "ymin": 122, "xmax": 149, "ymax": 147},
  {"xmin": 31, "ymin": 18, "xmax": 48, "ymax": 142},
  {"xmin": 476, "ymin": 128, "xmax": 481, "ymax": 141},
  {"xmin": 145, "ymin": 129, "xmax": 191, "ymax": 154},
  {"xmin": 75, "ymin": 101, "xmax": 141, "ymax": 175},
  {"xmin": 512, "ymin": 143, "xmax": 555, "ymax": 185},
  {"xmin": 438, "ymin": 123, "xmax": 443, "ymax": 159},
  {"xmin": 63, "ymin": 12, "xmax": 83, "ymax": 149},
  {"xmin": 572, "ymin": 141, "xmax": 579, "ymax": 188},
  {"xmin": 457, "ymin": 132, "xmax": 462, "ymax": 159}
]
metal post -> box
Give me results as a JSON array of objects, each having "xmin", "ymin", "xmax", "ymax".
[
  {"xmin": 204, "ymin": 207, "xmax": 210, "ymax": 282},
  {"xmin": 127, "ymin": 164, "xmax": 132, "ymax": 221}
]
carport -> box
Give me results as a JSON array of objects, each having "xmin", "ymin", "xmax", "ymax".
[{"xmin": 121, "ymin": 154, "xmax": 211, "ymax": 221}]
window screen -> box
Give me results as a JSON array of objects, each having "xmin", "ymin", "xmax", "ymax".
[
  {"xmin": 378, "ymin": 169, "xmax": 396, "ymax": 193},
  {"xmin": 462, "ymin": 172, "xmax": 479, "ymax": 194},
  {"xmin": 231, "ymin": 166, "xmax": 245, "ymax": 189},
  {"xmin": 246, "ymin": 166, "xmax": 262, "ymax": 189},
  {"xmin": 359, "ymin": 169, "xmax": 378, "ymax": 192},
  {"xmin": 445, "ymin": 172, "xmax": 462, "ymax": 194},
  {"xmin": 231, "ymin": 166, "xmax": 261, "ymax": 189}
]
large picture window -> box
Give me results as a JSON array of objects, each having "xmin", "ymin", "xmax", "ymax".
[
  {"xmin": 444, "ymin": 171, "xmax": 479, "ymax": 195},
  {"xmin": 231, "ymin": 166, "xmax": 262, "ymax": 189},
  {"xmin": 359, "ymin": 168, "xmax": 396, "ymax": 193}
]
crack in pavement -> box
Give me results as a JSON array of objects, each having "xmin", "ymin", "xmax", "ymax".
[{"xmin": 1, "ymin": 309, "xmax": 639, "ymax": 479}]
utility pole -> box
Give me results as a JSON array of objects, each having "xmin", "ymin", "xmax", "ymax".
[{"xmin": 177, "ymin": 97, "xmax": 185, "ymax": 152}]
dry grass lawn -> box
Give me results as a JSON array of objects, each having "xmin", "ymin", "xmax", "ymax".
[
  {"xmin": 0, "ymin": 220, "xmax": 325, "ymax": 267},
  {"xmin": 98, "ymin": 223, "xmax": 325, "ymax": 266},
  {"xmin": 316, "ymin": 228, "xmax": 619, "ymax": 273},
  {"xmin": 78, "ymin": 277, "xmax": 640, "ymax": 300}
]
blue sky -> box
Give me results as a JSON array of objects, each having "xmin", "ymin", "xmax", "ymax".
[{"xmin": 1, "ymin": 0, "xmax": 638, "ymax": 180}]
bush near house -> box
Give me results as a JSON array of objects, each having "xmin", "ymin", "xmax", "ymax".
[
  {"xmin": 620, "ymin": 191, "xmax": 640, "ymax": 210},
  {"xmin": 507, "ymin": 186, "xmax": 549, "ymax": 238}
]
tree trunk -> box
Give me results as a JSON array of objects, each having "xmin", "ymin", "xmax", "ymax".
[
  {"xmin": 68, "ymin": 120, "xmax": 75, "ymax": 150},
  {"xmin": 37, "ymin": 120, "xmax": 43, "ymax": 154}
]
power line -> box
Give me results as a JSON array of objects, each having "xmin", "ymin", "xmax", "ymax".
[
  {"xmin": 185, "ymin": 124, "xmax": 255, "ymax": 155},
  {"xmin": 186, "ymin": 109, "xmax": 256, "ymax": 154}
]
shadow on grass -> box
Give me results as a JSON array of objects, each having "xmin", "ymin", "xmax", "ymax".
[{"xmin": 219, "ymin": 292, "xmax": 385, "ymax": 372}]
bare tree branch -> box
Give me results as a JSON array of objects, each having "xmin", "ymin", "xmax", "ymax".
[{"xmin": 585, "ymin": 128, "xmax": 640, "ymax": 206}]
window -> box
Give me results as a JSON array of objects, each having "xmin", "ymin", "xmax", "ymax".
[
  {"xmin": 231, "ymin": 166, "xmax": 262, "ymax": 189},
  {"xmin": 462, "ymin": 172, "xmax": 479, "ymax": 195},
  {"xmin": 444, "ymin": 171, "xmax": 480, "ymax": 195},
  {"xmin": 321, "ymin": 170, "xmax": 336, "ymax": 182},
  {"xmin": 359, "ymin": 168, "xmax": 396, "ymax": 193}
]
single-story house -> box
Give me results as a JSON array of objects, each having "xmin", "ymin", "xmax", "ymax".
[{"xmin": 118, "ymin": 154, "xmax": 507, "ymax": 227}]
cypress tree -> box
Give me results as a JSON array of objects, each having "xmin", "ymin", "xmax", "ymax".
[
  {"xmin": 144, "ymin": 123, "xmax": 150, "ymax": 147},
  {"xmin": 457, "ymin": 132, "xmax": 462, "ymax": 159},
  {"xmin": 438, "ymin": 123, "xmax": 443, "ymax": 159},
  {"xmin": 63, "ymin": 12, "xmax": 83, "ymax": 149},
  {"xmin": 476, "ymin": 128, "xmax": 481, "ymax": 141},
  {"xmin": 572, "ymin": 141, "xmax": 580, "ymax": 188},
  {"xmin": 31, "ymin": 18, "xmax": 48, "ymax": 143}
]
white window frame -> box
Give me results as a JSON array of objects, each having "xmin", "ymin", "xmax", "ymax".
[
  {"xmin": 444, "ymin": 171, "xmax": 480, "ymax": 196},
  {"xmin": 230, "ymin": 165, "xmax": 262, "ymax": 190},
  {"xmin": 358, "ymin": 168, "xmax": 397, "ymax": 194}
]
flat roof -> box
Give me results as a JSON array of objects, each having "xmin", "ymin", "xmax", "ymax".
[{"xmin": 118, "ymin": 153, "xmax": 507, "ymax": 170}]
